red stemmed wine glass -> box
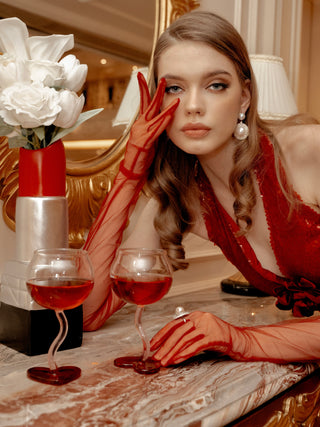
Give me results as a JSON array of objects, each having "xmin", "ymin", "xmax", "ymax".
[
  {"xmin": 110, "ymin": 248, "xmax": 173, "ymax": 374},
  {"xmin": 26, "ymin": 248, "xmax": 94, "ymax": 385}
]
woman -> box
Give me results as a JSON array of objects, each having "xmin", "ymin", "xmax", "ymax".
[{"xmin": 83, "ymin": 11, "xmax": 320, "ymax": 366}]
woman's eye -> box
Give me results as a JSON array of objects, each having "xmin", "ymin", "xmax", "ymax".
[
  {"xmin": 165, "ymin": 85, "xmax": 182, "ymax": 94},
  {"xmin": 209, "ymin": 82, "xmax": 228, "ymax": 91}
]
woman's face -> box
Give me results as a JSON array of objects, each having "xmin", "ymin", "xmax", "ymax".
[{"xmin": 157, "ymin": 41, "xmax": 251, "ymax": 159}]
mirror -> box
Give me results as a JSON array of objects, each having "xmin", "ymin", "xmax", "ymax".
[
  {"xmin": 63, "ymin": 47, "xmax": 137, "ymax": 163},
  {"xmin": 0, "ymin": 0, "xmax": 200, "ymax": 246}
]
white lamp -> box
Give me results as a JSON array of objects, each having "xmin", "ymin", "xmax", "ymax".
[
  {"xmin": 250, "ymin": 54, "xmax": 298, "ymax": 120},
  {"xmin": 113, "ymin": 67, "xmax": 149, "ymax": 127}
]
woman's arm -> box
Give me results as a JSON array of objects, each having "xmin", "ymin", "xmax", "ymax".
[
  {"xmin": 82, "ymin": 73, "xmax": 179, "ymax": 331},
  {"xmin": 150, "ymin": 311, "xmax": 320, "ymax": 365},
  {"xmin": 277, "ymin": 124, "xmax": 320, "ymax": 208}
]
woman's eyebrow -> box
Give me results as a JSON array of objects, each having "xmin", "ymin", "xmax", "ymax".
[{"xmin": 160, "ymin": 70, "xmax": 232, "ymax": 81}]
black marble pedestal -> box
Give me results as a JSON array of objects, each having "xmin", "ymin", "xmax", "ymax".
[{"xmin": 0, "ymin": 302, "xmax": 83, "ymax": 356}]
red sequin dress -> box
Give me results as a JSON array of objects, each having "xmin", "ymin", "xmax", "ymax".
[{"xmin": 197, "ymin": 134, "xmax": 320, "ymax": 317}]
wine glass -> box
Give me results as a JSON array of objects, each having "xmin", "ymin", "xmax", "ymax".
[
  {"xmin": 26, "ymin": 248, "xmax": 94, "ymax": 385},
  {"xmin": 110, "ymin": 248, "xmax": 173, "ymax": 374}
]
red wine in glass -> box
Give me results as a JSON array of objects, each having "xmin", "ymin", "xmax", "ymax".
[
  {"xmin": 26, "ymin": 249, "xmax": 94, "ymax": 386},
  {"xmin": 27, "ymin": 278, "xmax": 94, "ymax": 311},
  {"xmin": 110, "ymin": 248, "xmax": 173, "ymax": 374},
  {"xmin": 111, "ymin": 276, "xmax": 172, "ymax": 306}
]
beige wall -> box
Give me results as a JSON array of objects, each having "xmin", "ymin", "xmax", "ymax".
[
  {"xmin": 299, "ymin": 0, "xmax": 320, "ymax": 120},
  {"xmin": 199, "ymin": 1, "xmax": 301, "ymax": 86}
]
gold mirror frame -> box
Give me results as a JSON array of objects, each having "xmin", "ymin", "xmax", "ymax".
[{"xmin": 0, "ymin": 0, "xmax": 200, "ymax": 248}]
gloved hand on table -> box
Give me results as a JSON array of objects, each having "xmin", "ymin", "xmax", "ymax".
[{"xmin": 150, "ymin": 310, "xmax": 320, "ymax": 365}]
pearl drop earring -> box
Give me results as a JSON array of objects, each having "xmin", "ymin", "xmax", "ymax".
[{"xmin": 234, "ymin": 112, "xmax": 249, "ymax": 141}]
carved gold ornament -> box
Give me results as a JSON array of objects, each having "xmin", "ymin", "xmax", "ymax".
[
  {"xmin": 264, "ymin": 382, "xmax": 320, "ymax": 426},
  {"xmin": 170, "ymin": 0, "xmax": 200, "ymax": 22}
]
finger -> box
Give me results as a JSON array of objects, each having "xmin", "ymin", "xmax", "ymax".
[
  {"xmin": 137, "ymin": 72, "xmax": 151, "ymax": 115},
  {"xmin": 145, "ymin": 99, "xmax": 180, "ymax": 143},
  {"xmin": 145, "ymin": 78, "xmax": 167, "ymax": 121},
  {"xmin": 150, "ymin": 317, "xmax": 192, "ymax": 351},
  {"xmin": 166, "ymin": 337, "xmax": 209, "ymax": 366},
  {"xmin": 158, "ymin": 331, "xmax": 205, "ymax": 366},
  {"xmin": 145, "ymin": 108, "xmax": 178, "ymax": 143},
  {"xmin": 152, "ymin": 321, "xmax": 195, "ymax": 360},
  {"xmin": 147, "ymin": 98, "xmax": 180, "ymax": 130},
  {"xmin": 169, "ymin": 336, "xmax": 232, "ymax": 365}
]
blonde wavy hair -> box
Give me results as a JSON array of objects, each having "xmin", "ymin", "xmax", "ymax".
[{"xmin": 146, "ymin": 11, "xmax": 302, "ymax": 270}]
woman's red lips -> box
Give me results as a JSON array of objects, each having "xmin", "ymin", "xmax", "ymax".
[{"xmin": 181, "ymin": 123, "xmax": 210, "ymax": 138}]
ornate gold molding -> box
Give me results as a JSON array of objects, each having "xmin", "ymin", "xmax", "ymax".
[
  {"xmin": 154, "ymin": 0, "xmax": 200, "ymax": 38},
  {"xmin": 0, "ymin": 0, "xmax": 200, "ymax": 248},
  {"xmin": 0, "ymin": 137, "xmax": 19, "ymax": 232},
  {"xmin": 170, "ymin": 0, "xmax": 200, "ymax": 22},
  {"xmin": 264, "ymin": 383, "xmax": 320, "ymax": 426}
]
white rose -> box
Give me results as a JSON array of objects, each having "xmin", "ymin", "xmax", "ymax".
[
  {"xmin": 27, "ymin": 34, "xmax": 74, "ymax": 62},
  {"xmin": 0, "ymin": 82, "xmax": 61, "ymax": 128},
  {"xmin": 28, "ymin": 59, "xmax": 64, "ymax": 87},
  {"xmin": 0, "ymin": 56, "xmax": 30, "ymax": 89},
  {"xmin": 59, "ymin": 55, "xmax": 88, "ymax": 92},
  {"xmin": 0, "ymin": 18, "xmax": 29, "ymax": 59},
  {"xmin": 0, "ymin": 17, "xmax": 74, "ymax": 62},
  {"xmin": 54, "ymin": 90, "xmax": 85, "ymax": 128}
]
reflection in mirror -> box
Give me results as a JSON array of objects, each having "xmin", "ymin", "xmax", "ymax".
[{"xmin": 63, "ymin": 47, "xmax": 137, "ymax": 162}]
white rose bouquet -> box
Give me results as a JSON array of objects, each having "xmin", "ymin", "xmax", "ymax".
[{"xmin": 0, "ymin": 17, "xmax": 102, "ymax": 150}]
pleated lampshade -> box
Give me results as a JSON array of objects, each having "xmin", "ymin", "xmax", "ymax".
[{"xmin": 250, "ymin": 54, "xmax": 298, "ymax": 120}]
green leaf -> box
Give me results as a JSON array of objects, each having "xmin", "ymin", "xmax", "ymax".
[
  {"xmin": 0, "ymin": 118, "xmax": 14, "ymax": 136},
  {"xmin": 21, "ymin": 128, "xmax": 34, "ymax": 137},
  {"xmin": 7, "ymin": 135, "xmax": 29, "ymax": 149},
  {"xmin": 51, "ymin": 108, "xmax": 104, "ymax": 143},
  {"xmin": 33, "ymin": 126, "xmax": 45, "ymax": 142}
]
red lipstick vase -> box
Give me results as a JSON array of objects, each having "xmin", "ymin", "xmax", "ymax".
[{"xmin": 18, "ymin": 139, "xmax": 66, "ymax": 197}]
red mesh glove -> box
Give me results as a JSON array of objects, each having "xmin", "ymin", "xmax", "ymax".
[
  {"xmin": 150, "ymin": 311, "xmax": 320, "ymax": 365},
  {"xmin": 83, "ymin": 73, "xmax": 179, "ymax": 331}
]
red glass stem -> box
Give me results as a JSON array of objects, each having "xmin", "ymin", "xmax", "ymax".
[
  {"xmin": 47, "ymin": 310, "xmax": 68, "ymax": 371},
  {"xmin": 134, "ymin": 305, "xmax": 150, "ymax": 361}
]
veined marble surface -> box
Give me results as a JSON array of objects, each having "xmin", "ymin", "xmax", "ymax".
[{"xmin": 0, "ymin": 286, "xmax": 318, "ymax": 427}]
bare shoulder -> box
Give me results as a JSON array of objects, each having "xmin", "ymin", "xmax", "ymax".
[
  {"xmin": 275, "ymin": 124, "xmax": 320, "ymax": 160},
  {"xmin": 275, "ymin": 124, "xmax": 320, "ymax": 204}
]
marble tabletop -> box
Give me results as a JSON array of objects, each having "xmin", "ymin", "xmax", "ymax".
[{"xmin": 0, "ymin": 285, "xmax": 318, "ymax": 427}]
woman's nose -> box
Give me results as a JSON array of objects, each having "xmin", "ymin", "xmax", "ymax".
[{"xmin": 184, "ymin": 89, "xmax": 204, "ymax": 116}]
